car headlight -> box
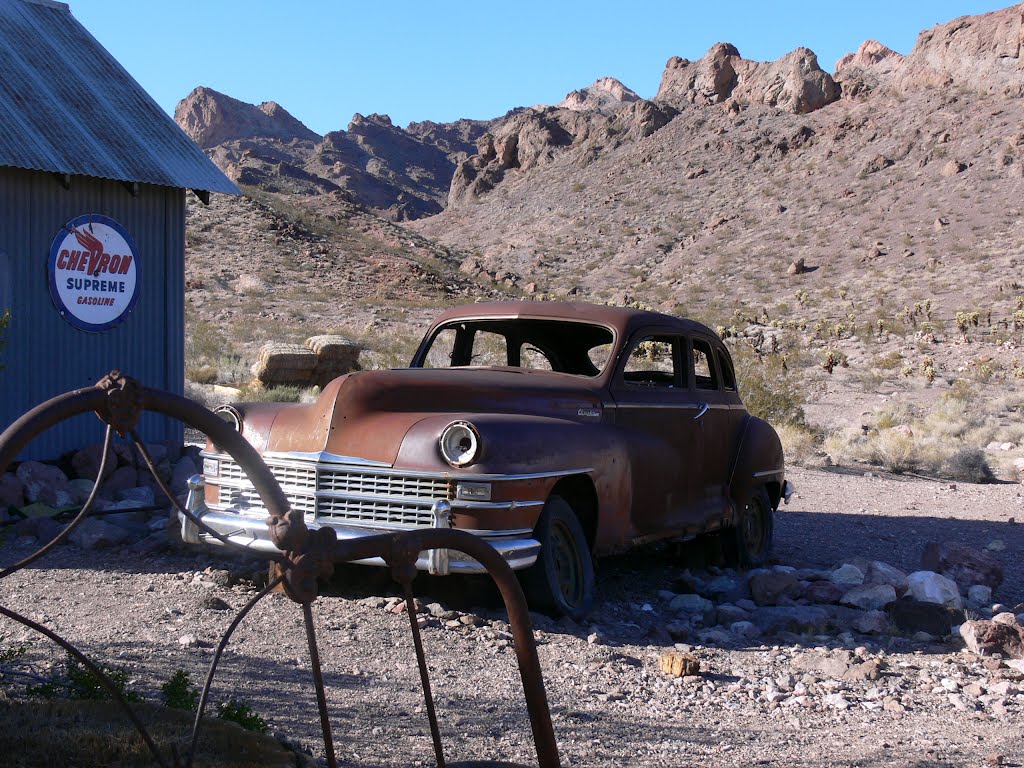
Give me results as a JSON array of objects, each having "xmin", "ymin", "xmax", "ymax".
[
  {"xmin": 439, "ymin": 421, "xmax": 480, "ymax": 467},
  {"xmin": 213, "ymin": 405, "xmax": 242, "ymax": 432}
]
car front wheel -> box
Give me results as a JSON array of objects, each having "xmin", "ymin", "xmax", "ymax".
[
  {"xmin": 520, "ymin": 495, "xmax": 595, "ymax": 621},
  {"xmin": 725, "ymin": 485, "xmax": 774, "ymax": 568}
]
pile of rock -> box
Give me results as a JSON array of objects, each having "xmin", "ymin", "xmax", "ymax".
[
  {"xmin": 648, "ymin": 541, "xmax": 1013, "ymax": 653},
  {"xmin": 0, "ymin": 441, "xmax": 201, "ymax": 552},
  {"xmin": 252, "ymin": 335, "xmax": 360, "ymax": 389}
]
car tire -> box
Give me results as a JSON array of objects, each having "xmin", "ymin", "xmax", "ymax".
[
  {"xmin": 724, "ymin": 485, "xmax": 774, "ymax": 568},
  {"xmin": 520, "ymin": 495, "xmax": 595, "ymax": 621}
]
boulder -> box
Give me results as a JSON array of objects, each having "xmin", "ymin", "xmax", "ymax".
[
  {"xmin": 804, "ymin": 580, "xmax": 845, "ymax": 605},
  {"xmin": 749, "ymin": 606, "xmax": 830, "ymax": 634},
  {"xmin": 170, "ymin": 456, "xmax": 198, "ymax": 495},
  {"xmin": 960, "ymin": 618, "xmax": 1024, "ymax": 659},
  {"xmin": 101, "ymin": 466, "xmax": 139, "ymax": 498},
  {"xmin": 967, "ymin": 584, "xmax": 993, "ymax": 606},
  {"xmin": 921, "ymin": 541, "xmax": 1003, "ymax": 592},
  {"xmin": 854, "ymin": 609, "xmax": 890, "ymax": 634},
  {"xmin": 71, "ymin": 442, "xmax": 117, "ymax": 483},
  {"xmin": 749, "ymin": 569, "xmax": 801, "ymax": 605},
  {"xmin": 68, "ymin": 518, "xmax": 131, "ymax": 550},
  {"xmin": 16, "ymin": 461, "xmax": 73, "ymax": 507},
  {"xmin": 669, "ymin": 593, "xmax": 714, "ymax": 615},
  {"xmin": 907, "ymin": 570, "xmax": 963, "ymax": 608},
  {"xmin": 888, "ymin": 596, "xmax": 965, "ymax": 636},
  {"xmin": 840, "ymin": 584, "xmax": 898, "ymax": 611},
  {"xmin": 865, "ymin": 561, "xmax": 909, "ymax": 595},
  {"xmin": 829, "ymin": 564, "xmax": 865, "ymax": 587}
]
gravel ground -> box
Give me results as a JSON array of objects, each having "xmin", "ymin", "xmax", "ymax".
[{"xmin": 1, "ymin": 466, "xmax": 1022, "ymax": 767}]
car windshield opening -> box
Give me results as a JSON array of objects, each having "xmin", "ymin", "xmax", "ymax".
[{"xmin": 420, "ymin": 319, "xmax": 615, "ymax": 377}]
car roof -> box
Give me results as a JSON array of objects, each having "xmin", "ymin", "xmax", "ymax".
[{"xmin": 431, "ymin": 301, "xmax": 719, "ymax": 340}]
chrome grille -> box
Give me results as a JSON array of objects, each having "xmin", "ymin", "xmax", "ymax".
[{"xmin": 208, "ymin": 455, "xmax": 454, "ymax": 529}]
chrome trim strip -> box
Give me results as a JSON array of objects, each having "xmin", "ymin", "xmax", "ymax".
[
  {"xmin": 204, "ymin": 451, "xmax": 591, "ymax": 483},
  {"xmin": 189, "ymin": 509, "xmax": 541, "ymax": 572},
  {"xmin": 753, "ymin": 469, "xmax": 784, "ymax": 479},
  {"xmin": 209, "ymin": 485, "xmax": 544, "ymax": 512},
  {"xmin": 262, "ymin": 449, "xmax": 391, "ymax": 467}
]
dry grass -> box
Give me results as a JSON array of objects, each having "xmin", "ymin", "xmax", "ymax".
[
  {"xmin": 777, "ymin": 423, "xmax": 818, "ymax": 466},
  {"xmin": 0, "ymin": 700, "xmax": 295, "ymax": 768},
  {"xmin": 868, "ymin": 428, "xmax": 917, "ymax": 474}
]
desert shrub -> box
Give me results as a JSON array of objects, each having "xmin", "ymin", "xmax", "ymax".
[
  {"xmin": 823, "ymin": 427, "xmax": 863, "ymax": 466},
  {"xmin": 873, "ymin": 403, "xmax": 915, "ymax": 430},
  {"xmin": 186, "ymin": 364, "xmax": 219, "ymax": 385},
  {"xmin": 161, "ymin": 669, "xmax": 198, "ymax": 711},
  {"xmin": 237, "ymin": 384, "xmax": 306, "ymax": 403},
  {"xmin": 729, "ymin": 345, "xmax": 807, "ymax": 427},
  {"xmin": 776, "ymin": 423, "xmax": 817, "ymax": 465},
  {"xmin": 867, "ymin": 428, "xmax": 917, "ymax": 473},
  {"xmin": 28, "ymin": 656, "xmax": 140, "ymax": 703},
  {"xmin": 216, "ymin": 700, "xmax": 268, "ymax": 733},
  {"xmin": 942, "ymin": 447, "xmax": 995, "ymax": 483}
]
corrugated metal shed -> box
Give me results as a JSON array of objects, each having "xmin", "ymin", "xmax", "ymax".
[
  {"xmin": 0, "ymin": 0, "xmax": 239, "ymax": 195},
  {"xmin": 1, "ymin": 167, "xmax": 186, "ymax": 459}
]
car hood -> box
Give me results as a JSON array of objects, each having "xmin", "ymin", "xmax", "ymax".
[{"xmin": 262, "ymin": 367, "xmax": 606, "ymax": 464}]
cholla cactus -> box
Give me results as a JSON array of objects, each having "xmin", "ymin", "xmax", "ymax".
[
  {"xmin": 921, "ymin": 355, "xmax": 936, "ymax": 383},
  {"xmin": 821, "ymin": 348, "xmax": 848, "ymax": 374}
]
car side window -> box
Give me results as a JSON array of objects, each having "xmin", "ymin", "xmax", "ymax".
[
  {"xmin": 520, "ymin": 343, "xmax": 554, "ymax": 370},
  {"xmin": 423, "ymin": 328, "xmax": 458, "ymax": 368},
  {"xmin": 623, "ymin": 336, "xmax": 678, "ymax": 387},
  {"xmin": 471, "ymin": 330, "xmax": 509, "ymax": 366},
  {"xmin": 692, "ymin": 338, "xmax": 719, "ymax": 390},
  {"xmin": 718, "ymin": 349, "xmax": 736, "ymax": 391}
]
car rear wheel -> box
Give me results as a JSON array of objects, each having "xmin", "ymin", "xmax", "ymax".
[
  {"xmin": 724, "ymin": 485, "xmax": 774, "ymax": 568},
  {"xmin": 520, "ymin": 495, "xmax": 595, "ymax": 621}
]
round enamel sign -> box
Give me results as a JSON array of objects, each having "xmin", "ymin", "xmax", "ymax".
[{"xmin": 48, "ymin": 214, "xmax": 140, "ymax": 332}]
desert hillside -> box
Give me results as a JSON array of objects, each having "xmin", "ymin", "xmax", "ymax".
[{"xmin": 181, "ymin": 3, "xmax": 1024, "ymax": 480}]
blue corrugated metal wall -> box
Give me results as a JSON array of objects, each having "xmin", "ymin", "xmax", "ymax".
[{"xmin": 0, "ymin": 166, "xmax": 185, "ymax": 460}]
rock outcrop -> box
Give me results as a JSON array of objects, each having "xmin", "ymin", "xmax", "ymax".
[
  {"xmin": 834, "ymin": 40, "xmax": 905, "ymax": 99},
  {"xmin": 893, "ymin": 4, "xmax": 1024, "ymax": 97},
  {"xmin": 558, "ymin": 77, "xmax": 641, "ymax": 113},
  {"xmin": 448, "ymin": 96, "xmax": 676, "ymax": 207},
  {"xmin": 175, "ymin": 86, "xmax": 320, "ymax": 149},
  {"xmin": 656, "ymin": 43, "xmax": 841, "ymax": 114}
]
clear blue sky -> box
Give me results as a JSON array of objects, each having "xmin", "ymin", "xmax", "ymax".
[{"xmin": 68, "ymin": 1, "xmax": 1014, "ymax": 134}]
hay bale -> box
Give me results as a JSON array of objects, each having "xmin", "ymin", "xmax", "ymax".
[
  {"xmin": 305, "ymin": 335, "xmax": 361, "ymax": 387},
  {"xmin": 253, "ymin": 343, "xmax": 317, "ymax": 386}
]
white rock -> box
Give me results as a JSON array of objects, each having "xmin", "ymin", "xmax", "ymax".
[
  {"xmin": 823, "ymin": 693, "xmax": 851, "ymax": 710},
  {"xmin": 985, "ymin": 540, "xmax": 1006, "ymax": 552},
  {"xmin": 906, "ymin": 571, "xmax": 963, "ymax": 609},
  {"xmin": 830, "ymin": 564, "xmax": 865, "ymax": 587}
]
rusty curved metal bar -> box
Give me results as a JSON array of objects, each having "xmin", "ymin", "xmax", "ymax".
[{"xmin": 0, "ymin": 373, "xmax": 562, "ymax": 768}]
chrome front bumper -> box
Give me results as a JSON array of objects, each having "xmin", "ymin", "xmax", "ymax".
[{"xmin": 180, "ymin": 476, "xmax": 541, "ymax": 575}]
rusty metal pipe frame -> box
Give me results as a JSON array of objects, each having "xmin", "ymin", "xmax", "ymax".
[{"xmin": 0, "ymin": 373, "xmax": 562, "ymax": 768}]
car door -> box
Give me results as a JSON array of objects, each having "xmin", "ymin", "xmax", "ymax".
[
  {"xmin": 608, "ymin": 331, "xmax": 704, "ymax": 534},
  {"xmin": 688, "ymin": 335, "xmax": 736, "ymax": 525}
]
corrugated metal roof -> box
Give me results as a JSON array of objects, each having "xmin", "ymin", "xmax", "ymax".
[{"xmin": 0, "ymin": 0, "xmax": 239, "ymax": 194}]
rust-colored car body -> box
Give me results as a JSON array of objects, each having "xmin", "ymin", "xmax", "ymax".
[{"xmin": 182, "ymin": 302, "xmax": 788, "ymax": 614}]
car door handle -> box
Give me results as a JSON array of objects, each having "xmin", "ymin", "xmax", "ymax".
[{"xmin": 693, "ymin": 403, "xmax": 709, "ymax": 421}]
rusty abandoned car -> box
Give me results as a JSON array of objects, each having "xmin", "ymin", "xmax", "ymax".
[{"xmin": 182, "ymin": 301, "xmax": 791, "ymax": 618}]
